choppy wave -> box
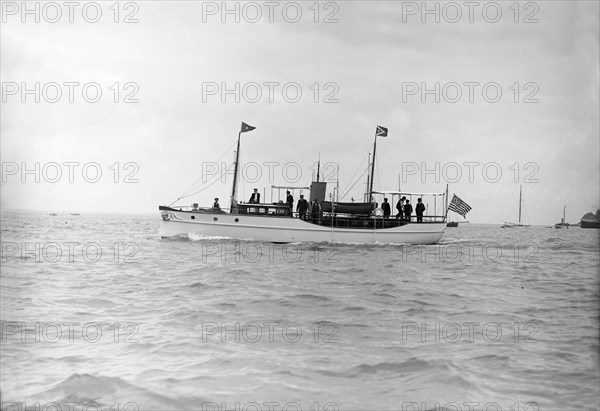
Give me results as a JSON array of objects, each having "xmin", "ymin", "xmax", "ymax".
[{"xmin": 1, "ymin": 213, "xmax": 598, "ymax": 410}]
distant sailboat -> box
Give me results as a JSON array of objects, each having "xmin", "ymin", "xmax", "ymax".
[
  {"xmin": 554, "ymin": 206, "xmax": 569, "ymax": 229},
  {"xmin": 501, "ymin": 185, "xmax": 529, "ymax": 228}
]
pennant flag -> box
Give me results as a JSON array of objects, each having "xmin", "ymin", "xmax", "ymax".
[
  {"xmin": 376, "ymin": 125, "xmax": 388, "ymax": 137},
  {"xmin": 448, "ymin": 194, "xmax": 472, "ymax": 218},
  {"xmin": 240, "ymin": 122, "xmax": 256, "ymax": 133}
]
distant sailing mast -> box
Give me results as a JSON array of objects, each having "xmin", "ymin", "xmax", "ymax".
[
  {"xmin": 554, "ymin": 205, "xmax": 570, "ymax": 228},
  {"xmin": 501, "ymin": 184, "xmax": 528, "ymax": 228}
]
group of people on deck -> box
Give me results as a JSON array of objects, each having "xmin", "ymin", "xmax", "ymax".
[
  {"xmin": 248, "ymin": 188, "xmax": 314, "ymax": 219},
  {"xmin": 382, "ymin": 196, "xmax": 426, "ymax": 222},
  {"xmin": 244, "ymin": 189, "xmax": 425, "ymax": 223}
]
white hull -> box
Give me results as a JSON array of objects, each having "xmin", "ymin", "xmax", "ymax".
[{"xmin": 160, "ymin": 209, "xmax": 445, "ymax": 244}]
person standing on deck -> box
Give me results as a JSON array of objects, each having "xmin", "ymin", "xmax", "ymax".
[
  {"xmin": 396, "ymin": 196, "xmax": 406, "ymax": 218},
  {"xmin": 297, "ymin": 195, "xmax": 309, "ymax": 219},
  {"xmin": 415, "ymin": 198, "xmax": 425, "ymax": 222},
  {"xmin": 382, "ymin": 198, "xmax": 391, "ymax": 218},
  {"xmin": 404, "ymin": 200, "xmax": 413, "ymax": 221},
  {"xmin": 286, "ymin": 191, "xmax": 294, "ymax": 216},
  {"xmin": 311, "ymin": 200, "xmax": 320, "ymax": 221}
]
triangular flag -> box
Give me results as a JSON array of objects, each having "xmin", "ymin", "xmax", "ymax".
[
  {"xmin": 241, "ymin": 122, "xmax": 256, "ymax": 133},
  {"xmin": 376, "ymin": 125, "xmax": 388, "ymax": 137}
]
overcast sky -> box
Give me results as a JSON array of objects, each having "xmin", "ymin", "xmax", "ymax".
[{"xmin": 1, "ymin": 1, "xmax": 599, "ymax": 225}]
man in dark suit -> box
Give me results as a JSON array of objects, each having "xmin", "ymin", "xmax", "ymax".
[
  {"xmin": 286, "ymin": 191, "xmax": 294, "ymax": 216},
  {"xmin": 249, "ymin": 188, "xmax": 260, "ymax": 204},
  {"xmin": 415, "ymin": 198, "xmax": 425, "ymax": 222},
  {"xmin": 310, "ymin": 200, "xmax": 320, "ymax": 221},
  {"xmin": 404, "ymin": 200, "xmax": 413, "ymax": 221},
  {"xmin": 382, "ymin": 198, "xmax": 391, "ymax": 218},
  {"xmin": 297, "ymin": 195, "xmax": 309, "ymax": 219}
]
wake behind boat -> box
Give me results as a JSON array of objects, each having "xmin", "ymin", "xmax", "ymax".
[{"xmin": 159, "ymin": 123, "xmax": 456, "ymax": 244}]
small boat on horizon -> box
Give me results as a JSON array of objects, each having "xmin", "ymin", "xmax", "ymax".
[
  {"xmin": 501, "ymin": 185, "xmax": 529, "ymax": 228},
  {"xmin": 446, "ymin": 220, "xmax": 469, "ymax": 227},
  {"xmin": 554, "ymin": 206, "xmax": 569, "ymax": 229}
]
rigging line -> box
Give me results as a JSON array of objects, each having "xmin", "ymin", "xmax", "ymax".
[
  {"xmin": 169, "ymin": 162, "xmax": 233, "ymax": 206},
  {"xmin": 169, "ymin": 161, "xmax": 234, "ymax": 206},
  {"xmin": 338, "ymin": 149, "xmax": 371, "ymax": 198},
  {"xmin": 339, "ymin": 167, "xmax": 369, "ymax": 201},
  {"xmin": 173, "ymin": 139, "xmax": 238, "ymax": 200},
  {"xmin": 185, "ymin": 147, "xmax": 247, "ymax": 202},
  {"xmin": 180, "ymin": 169, "xmax": 229, "ymax": 199},
  {"xmin": 183, "ymin": 161, "xmax": 232, "ymax": 197},
  {"xmin": 182, "ymin": 139, "xmax": 238, "ymax": 197},
  {"xmin": 375, "ymin": 154, "xmax": 381, "ymax": 197}
]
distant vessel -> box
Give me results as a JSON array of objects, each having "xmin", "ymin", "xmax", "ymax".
[
  {"xmin": 554, "ymin": 206, "xmax": 569, "ymax": 229},
  {"xmin": 71, "ymin": 213, "xmax": 80, "ymax": 216},
  {"xmin": 581, "ymin": 209, "xmax": 600, "ymax": 229},
  {"xmin": 501, "ymin": 185, "xmax": 529, "ymax": 228},
  {"xmin": 447, "ymin": 220, "xmax": 468, "ymax": 227},
  {"xmin": 50, "ymin": 213, "xmax": 58, "ymax": 216}
]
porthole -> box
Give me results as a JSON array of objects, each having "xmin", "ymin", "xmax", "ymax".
[
  {"xmin": 191, "ymin": 215, "xmax": 195, "ymax": 220},
  {"xmin": 213, "ymin": 217, "xmax": 218, "ymax": 221},
  {"xmin": 235, "ymin": 218, "xmax": 239, "ymax": 222}
]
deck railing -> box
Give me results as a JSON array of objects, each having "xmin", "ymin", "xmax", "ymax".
[{"xmin": 167, "ymin": 204, "xmax": 446, "ymax": 224}]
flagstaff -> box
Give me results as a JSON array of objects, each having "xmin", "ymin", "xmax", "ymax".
[
  {"xmin": 369, "ymin": 125, "xmax": 388, "ymax": 203},
  {"xmin": 230, "ymin": 122, "xmax": 256, "ymax": 214}
]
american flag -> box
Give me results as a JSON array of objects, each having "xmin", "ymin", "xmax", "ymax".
[{"xmin": 448, "ymin": 194, "xmax": 472, "ymax": 218}]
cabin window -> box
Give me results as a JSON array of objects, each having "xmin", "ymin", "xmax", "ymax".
[
  {"xmin": 213, "ymin": 217, "xmax": 218, "ymax": 222},
  {"xmin": 235, "ymin": 218, "xmax": 239, "ymax": 222},
  {"xmin": 191, "ymin": 216, "xmax": 195, "ymax": 220}
]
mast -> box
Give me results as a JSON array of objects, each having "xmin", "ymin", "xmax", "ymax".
[
  {"xmin": 518, "ymin": 185, "xmax": 522, "ymax": 224},
  {"xmin": 369, "ymin": 135, "xmax": 377, "ymax": 203},
  {"xmin": 365, "ymin": 153, "xmax": 371, "ymax": 202},
  {"xmin": 563, "ymin": 205, "xmax": 566, "ymax": 224},
  {"xmin": 317, "ymin": 154, "xmax": 321, "ymax": 182},
  {"xmin": 230, "ymin": 130, "xmax": 242, "ymax": 214},
  {"xmin": 444, "ymin": 184, "xmax": 449, "ymax": 221}
]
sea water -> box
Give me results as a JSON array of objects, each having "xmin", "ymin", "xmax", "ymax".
[{"xmin": 1, "ymin": 211, "xmax": 598, "ymax": 410}]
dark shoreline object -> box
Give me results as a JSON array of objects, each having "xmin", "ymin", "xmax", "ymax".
[
  {"xmin": 580, "ymin": 209, "xmax": 600, "ymax": 229},
  {"xmin": 446, "ymin": 221, "xmax": 458, "ymax": 227}
]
